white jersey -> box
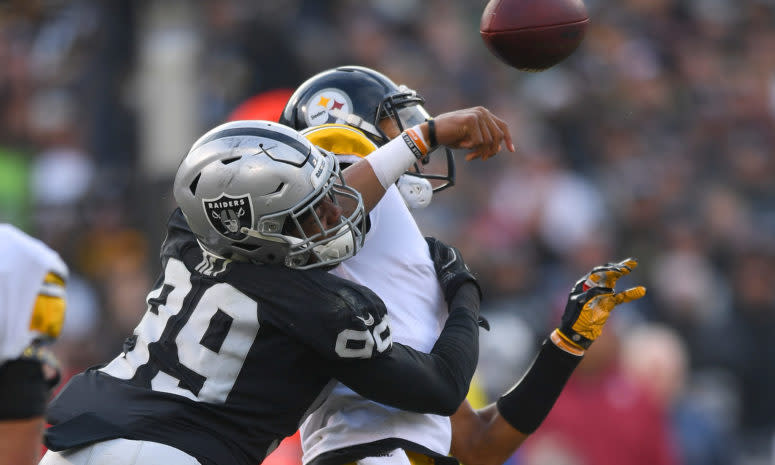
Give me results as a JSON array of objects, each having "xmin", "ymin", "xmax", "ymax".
[
  {"xmin": 300, "ymin": 185, "xmax": 451, "ymax": 464},
  {"xmin": 0, "ymin": 224, "xmax": 67, "ymax": 365}
]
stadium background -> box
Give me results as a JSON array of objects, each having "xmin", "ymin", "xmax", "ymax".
[{"xmin": 1, "ymin": 0, "xmax": 773, "ymax": 464}]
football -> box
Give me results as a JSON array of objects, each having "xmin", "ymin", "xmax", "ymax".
[{"xmin": 480, "ymin": 0, "xmax": 589, "ymax": 71}]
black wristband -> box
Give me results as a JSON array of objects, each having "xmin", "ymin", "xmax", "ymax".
[
  {"xmin": 496, "ymin": 338, "xmax": 582, "ymax": 434},
  {"xmin": 427, "ymin": 118, "xmax": 438, "ymax": 148}
]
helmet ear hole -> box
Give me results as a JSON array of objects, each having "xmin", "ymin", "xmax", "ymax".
[
  {"xmin": 221, "ymin": 157, "xmax": 241, "ymax": 165},
  {"xmin": 189, "ymin": 173, "xmax": 201, "ymax": 195}
]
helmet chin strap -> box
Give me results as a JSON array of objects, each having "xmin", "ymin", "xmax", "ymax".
[
  {"xmin": 240, "ymin": 226, "xmax": 286, "ymax": 243},
  {"xmin": 327, "ymin": 109, "xmax": 382, "ymax": 140},
  {"xmin": 246, "ymin": 224, "xmax": 357, "ymax": 267},
  {"xmin": 396, "ymin": 174, "xmax": 433, "ymax": 209}
]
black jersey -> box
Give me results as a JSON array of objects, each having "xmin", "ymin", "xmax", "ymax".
[{"xmin": 45, "ymin": 210, "xmax": 480, "ymax": 465}]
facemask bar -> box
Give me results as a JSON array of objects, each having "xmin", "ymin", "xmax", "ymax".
[
  {"xmin": 405, "ymin": 146, "xmax": 456, "ymax": 192},
  {"xmin": 286, "ymin": 178, "xmax": 364, "ymax": 269},
  {"xmin": 377, "ymin": 86, "xmax": 424, "ymax": 129},
  {"xmin": 241, "ymin": 156, "xmax": 365, "ymax": 269},
  {"xmin": 387, "ymin": 93, "xmax": 456, "ymax": 192}
]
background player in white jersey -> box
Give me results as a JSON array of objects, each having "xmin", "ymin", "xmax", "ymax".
[
  {"xmin": 280, "ymin": 66, "xmax": 647, "ymax": 465},
  {"xmin": 0, "ymin": 224, "xmax": 67, "ymax": 465},
  {"xmin": 42, "ymin": 108, "xmax": 513, "ymax": 465}
]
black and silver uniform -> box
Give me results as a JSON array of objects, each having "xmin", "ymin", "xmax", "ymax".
[{"xmin": 45, "ymin": 210, "xmax": 479, "ymax": 465}]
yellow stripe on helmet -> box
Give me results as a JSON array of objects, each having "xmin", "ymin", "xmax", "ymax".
[{"xmin": 29, "ymin": 271, "xmax": 67, "ymax": 338}]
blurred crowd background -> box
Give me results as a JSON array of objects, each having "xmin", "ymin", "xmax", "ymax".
[{"xmin": 1, "ymin": 0, "xmax": 774, "ymax": 464}]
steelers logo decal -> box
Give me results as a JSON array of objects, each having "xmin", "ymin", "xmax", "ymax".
[{"xmin": 305, "ymin": 88, "xmax": 353, "ymax": 127}]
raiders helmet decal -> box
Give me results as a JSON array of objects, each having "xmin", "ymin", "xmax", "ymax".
[{"xmin": 203, "ymin": 193, "xmax": 254, "ymax": 241}]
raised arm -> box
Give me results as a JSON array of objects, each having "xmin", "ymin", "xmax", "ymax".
[
  {"xmin": 450, "ymin": 400, "xmax": 527, "ymax": 465},
  {"xmin": 450, "ymin": 259, "xmax": 647, "ymax": 465},
  {"xmin": 343, "ymin": 107, "xmax": 515, "ymax": 212}
]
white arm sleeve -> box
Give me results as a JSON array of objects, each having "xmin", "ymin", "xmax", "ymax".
[{"xmin": 365, "ymin": 133, "xmax": 420, "ymax": 190}]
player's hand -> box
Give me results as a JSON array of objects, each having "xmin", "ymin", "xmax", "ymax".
[
  {"xmin": 557, "ymin": 258, "xmax": 646, "ymax": 349},
  {"xmin": 580, "ymin": 258, "xmax": 640, "ymax": 291},
  {"xmin": 430, "ymin": 107, "xmax": 515, "ymax": 161},
  {"xmin": 425, "ymin": 237, "xmax": 482, "ymax": 305}
]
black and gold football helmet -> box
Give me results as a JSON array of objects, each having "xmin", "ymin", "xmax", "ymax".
[{"xmin": 280, "ymin": 65, "xmax": 455, "ymax": 192}]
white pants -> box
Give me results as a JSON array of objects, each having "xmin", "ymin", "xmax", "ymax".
[{"xmin": 40, "ymin": 438, "xmax": 200, "ymax": 465}]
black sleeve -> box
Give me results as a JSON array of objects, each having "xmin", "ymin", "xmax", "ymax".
[
  {"xmin": 327, "ymin": 284, "xmax": 481, "ymax": 416},
  {"xmin": 496, "ymin": 339, "xmax": 582, "ymax": 433},
  {"xmin": 0, "ymin": 359, "xmax": 48, "ymax": 420}
]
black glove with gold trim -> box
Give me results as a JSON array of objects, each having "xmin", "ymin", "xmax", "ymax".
[{"xmin": 557, "ymin": 258, "xmax": 646, "ymax": 350}]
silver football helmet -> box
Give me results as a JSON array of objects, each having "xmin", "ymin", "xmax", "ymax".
[{"xmin": 173, "ymin": 120, "xmax": 365, "ymax": 269}]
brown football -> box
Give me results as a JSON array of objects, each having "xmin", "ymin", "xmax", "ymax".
[{"xmin": 480, "ymin": 0, "xmax": 589, "ymax": 71}]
